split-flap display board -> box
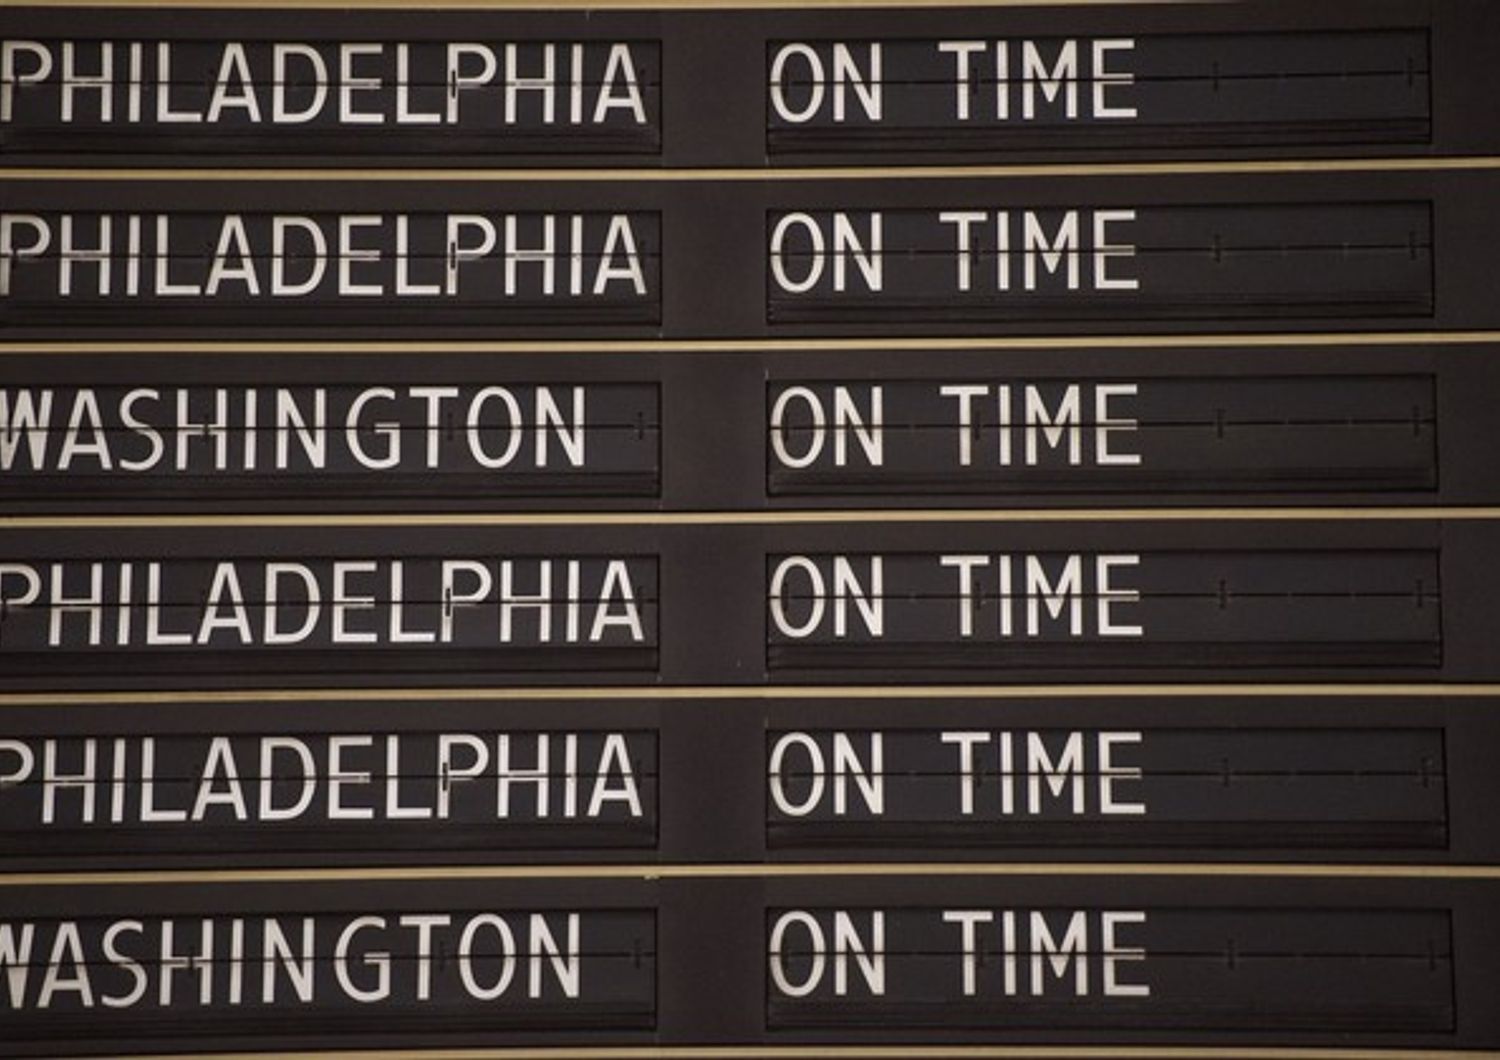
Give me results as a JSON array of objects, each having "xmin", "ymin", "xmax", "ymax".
[{"xmin": 3, "ymin": 1, "xmax": 1500, "ymax": 1054}]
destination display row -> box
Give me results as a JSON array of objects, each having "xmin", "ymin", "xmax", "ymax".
[
  {"xmin": 4, "ymin": 346, "xmax": 1494, "ymax": 511},
  {"xmin": 0, "ymin": 692, "xmax": 1492, "ymax": 869},
  {"xmin": 4, "ymin": 875, "xmax": 1498, "ymax": 1053},
  {"xmin": 5, "ymin": 2, "xmax": 1495, "ymax": 164},
  {"xmin": 0, "ymin": 519, "xmax": 1492, "ymax": 687},
  {"xmin": 1, "ymin": 170, "xmax": 1494, "ymax": 337}
]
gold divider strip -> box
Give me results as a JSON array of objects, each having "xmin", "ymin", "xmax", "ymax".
[
  {"xmin": 1, "ymin": 507, "xmax": 1497, "ymax": 529},
  {"xmin": 6, "ymin": 157, "xmax": 1500, "ymax": 180},
  {"xmin": 71, "ymin": 1050, "xmax": 1500, "ymax": 1060},
  {"xmin": 6, "ymin": 863, "xmax": 1500, "ymax": 887},
  {"xmin": 4, "ymin": 332, "xmax": 1500, "ymax": 354},
  {"xmin": 2, "ymin": 683, "xmax": 1498, "ymax": 707},
  {"xmin": 0, "ymin": 0, "xmax": 1202, "ymax": 9},
  {"xmin": 66, "ymin": 1050, "xmax": 1500, "ymax": 1060}
]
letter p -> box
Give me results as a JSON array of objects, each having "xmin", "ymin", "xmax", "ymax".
[
  {"xmin": 0, "ymin": 562, "xmax": 41, "ymax": 641},
  {"xmin": 1, "ymin": 41, "xmax": 53, "ymax": 122},
  {"xmin": 0, "ymin": 739, "xmax": 34, "ymax": 786},
  {"xmin": 0, "ymin": 215, "xmax": 50, "ymax": 297}
]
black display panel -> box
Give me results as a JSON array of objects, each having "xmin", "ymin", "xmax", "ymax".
[
  {"xmin": 0, "ymin": 729, "xmax": 656, "ymax": 859},
  {"xmin": 0, "ymin": 904, "xmax": 656, "ymax": 1045},
  {"xmin": 765, "ymin": 727, "xmax": 1447, "ymax": 851},
  {"xmin": 744, "ymin": 875, "xmax": 1500, "ymax": 1048},
  {"xmin": 0, "ymin": 38, "xmax": 662, "ymax": 157},
  {"xmin": 765, "ymin": 203, "xmax": 1433, "ymax": 325},
  {"xmin": 767, "ymin": 374, "xmax": 1437, "ymax": 495},
  {"xmin": 0, "ymin": 209, "xmax": 662, "ymax": 327},
  {"xmin": 766, "ymin": 549, "xmax": 1441, "ymax": 669},
  {"xmin": 0, "ymin": 552, "xmax": 660, "ymax": 680},
  {"xmin": 766, "ymin": 31, "xmax": 1431, "ymax": 154},
  {"xmin": 0, "ymin": 379, "xmax": 660, "ymax": 503},
  {"xmin": 766, "ymin": 905, "xmax": 1452, "ymax": 1031}
]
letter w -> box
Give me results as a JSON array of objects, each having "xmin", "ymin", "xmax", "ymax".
[
  {"xmin": 0, "ymin": 390, "xmax": 52, "ymax": 470},
  {"xmin": 0, "ymin": 922, "xmax": 34, "ymax": 1008}
]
